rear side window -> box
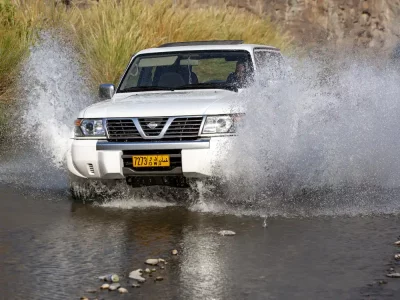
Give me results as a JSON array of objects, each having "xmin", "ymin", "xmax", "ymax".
[{"xmin": 254, "ymin": 50, "xmax": 286, "ymax": 80}]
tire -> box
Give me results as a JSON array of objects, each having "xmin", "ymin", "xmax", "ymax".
[{"xmin": 68, "ymin": 173, "xmax": 124, "ymax": 202}]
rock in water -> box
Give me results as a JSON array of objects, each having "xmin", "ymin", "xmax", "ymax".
[
  {"xmin": 98, "ymin": 274, "xmax": 119, "ymax": 282},
  {"xmin": 109, "ymin": 283, "xmax": 121, "ymax": 291},
  {"xmin": 395, "ymin": 241, "xmax": 400, "ymax": 245},
  {"xmin": 145, "ymin": 259, "xmax": 159, "ymax": 265},
  {"xmin": 155, "ymin": 276, "xmax": 164, "ymax": 281},
  {"xmin": 387, "ymin": 273, "xmax": 400, "ymax": 278},
  {"xmin": 151, "ymin": 268, "xmax": 157, "ymax": 272},
  {"xmin": 100, "ymin": 283, "xmax": 110, "ymax": 289},
  {"xmin": 118, "ymin": 287, "xmax": 128, "ymax": 294},
  {"xmin": 132, "ymin": 283, "xmax": 141, "ymax": 288},
  {"xmin": 80, "ymin": 297, "xmax": 89, "ymax": 300},
  {"xmin": 145, "ymin": 268, "xmax": 151, "ymax": 273},
  {"xmin": 395, "ymin": 254, "xmax": 400, "ymax": 260},
  {"xmin": 218, "ymin": 230, "xmax": 236, "ymax": 236},
  {"xmin": 158, "ymin": 258, "xmax": 166, "ymax": 263},
  {"xmin": 171, "ymin": 249, "xmax": 178, "ymax": 255},
  {"xmin": 129, "ymin": 269, "xmax": 146, "ymax": 283}
]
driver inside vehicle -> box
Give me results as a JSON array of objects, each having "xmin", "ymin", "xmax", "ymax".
[{"xmin": 226, "ymin": 60, "xmax": 248, "ymax": 87}]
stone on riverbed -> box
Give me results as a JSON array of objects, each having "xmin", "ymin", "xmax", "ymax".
[
  {"xmin": 171, "ymin": 249, "xmax": 178, "ymax": 255},
  {"xmin": 129, "ymin": 269, "xmax": 146, "ymax": 282},
  {"xmin": 386, "ymin": 273, "xmax": 400, "ymax": 278},
  {"xmin": 145, "ymin": 268, "xmax": 151, "ymax": 273},
  {"xmin": 395, "ymin": 241, "xmax": 400, "ymax": 245},
  {"xmin": 159, "ymin": 258, "xmax": 166, "ymax": 263},
  {"xmin": 118, "ymin": 287, "xmax": 128, "ymax": 294},
  {"xmin": 100, "ymin": 283, "xmax": 110, "ymax": 289},
  {"xmin": 145, "ymin": 258, "xmax": 159, "ymax": 265},
  {"xmin": 155, "ymin": 276, "xmax": 164, "ymax": 281},
  {"xmin": 109, "ymin": 283, "xmax": 121, "ymax": 291},
  {"xmin": 395, "ymin": 254, "xmax": 400, "ymax": 260},
  {"xmin": 80, "ymin": 297, "xmax": 89, "ymax": 300},
  {"xmin": 218, "ymin": 230, "xmax": 236, "ymax": 236},
  {"xmin": 132, "ymin": 283, "xmax": 141, "ymax": 288}
]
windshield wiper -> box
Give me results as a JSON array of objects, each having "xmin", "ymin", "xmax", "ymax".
[
  {"xmin": 119, "ymin": 86, "xmax": 175, "ymax": 93},
  {"xmin": 173, "ymin": 83, "xmax": 238, "ymax": 92}
]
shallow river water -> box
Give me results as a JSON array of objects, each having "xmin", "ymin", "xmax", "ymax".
[{"xmin": 1, "ymin": 175, "xmax": 400, "ymax": 299}]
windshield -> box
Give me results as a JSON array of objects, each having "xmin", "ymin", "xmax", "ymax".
[{"xmin": 117, "ymin": 50, "xmax": 253, "ymax": 93}]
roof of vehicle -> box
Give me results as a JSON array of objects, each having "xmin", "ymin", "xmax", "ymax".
[
  {"xmin": 158, "ymin": 40, "xmax": 246, "ymax": 47},
  {"xmin": 135, "ymin": 41, "xmax": 280, "ymax": 56}
]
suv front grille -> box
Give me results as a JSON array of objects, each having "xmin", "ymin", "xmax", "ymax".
[
  {"xmin": 106, "ymin": 119, "xmax": 141, "ymax": 139},
  {"xmin": 106, "ymin": 116, "xmax": 203, "ymax": 140}
]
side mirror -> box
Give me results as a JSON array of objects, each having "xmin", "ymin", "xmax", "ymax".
[{"xmin": 99, "ymin": 84, "xmax": 115, "ymax": 100}]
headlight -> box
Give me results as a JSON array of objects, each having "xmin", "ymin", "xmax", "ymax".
[
  {"xmin": 74, "ymin": 119, "xmax": 105, "ymax": 137},
  {"xmin": 202, "ymin": 115, "xmax": 235, "ymax": 134}
]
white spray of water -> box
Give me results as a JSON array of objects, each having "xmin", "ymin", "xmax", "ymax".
[
  {"xmin": 193, "ymin": 52, "xmax": 400, "ymax": 216},
  {"xmin": 15, "ymin": 33, "xmax": 179, "ymax": 207},
  {"xmin": 230, "ymin": 54, "xmax": 400, "ymax": 189},
  {"xmin": 20, "ymin": 32, "xmax": 93, "ymax": 168}
]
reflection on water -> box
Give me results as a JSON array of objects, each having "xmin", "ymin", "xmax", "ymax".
[
  {"xmin": 179, "ymin": 214, "xmax": 230, "ymax": 300},
  {"xmin": 1, "ymin": 185, "xmax": 400, "ymax": 299}
]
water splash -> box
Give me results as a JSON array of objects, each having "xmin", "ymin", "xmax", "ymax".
[
  {"xmin": 96, "ymin": 186, "xmax": 177, "ymax": 209},
  {"xmin": 196, "ymin": 51, "xmax": 400, "ymax": 216},
  {"xmin": 4, "ymin": 32, "xmax": 400, "ymax": 216},
  {"xmin": 0, "ymin": 32, "xmax": 93, "ymax": 188},
  {"xmin": 20, "ymin": 31, "xmax": 94, "ymax": 168}
]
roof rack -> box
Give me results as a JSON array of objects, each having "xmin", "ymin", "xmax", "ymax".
[{"xmin": 158, "ymin": 40, "xmax": 244, "ymax": 47}]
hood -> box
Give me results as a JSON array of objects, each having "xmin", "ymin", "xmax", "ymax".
[{"xmin": 80, "ymin": 89, "xmax": 243, "ymax": 118}]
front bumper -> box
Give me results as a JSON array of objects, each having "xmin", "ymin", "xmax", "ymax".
[{"xmin": 67, "ymin": 138, "xmax": 228, "ymax": 179}]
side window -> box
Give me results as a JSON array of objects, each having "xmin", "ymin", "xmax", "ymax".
[{"xmin": 254, "ymin": 50, "xmax": 286, "ymax": 80}]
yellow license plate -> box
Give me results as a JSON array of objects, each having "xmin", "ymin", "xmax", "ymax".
[{"xmin": 132, "ymin": 155, "xmax": 170, "ymax": 167}]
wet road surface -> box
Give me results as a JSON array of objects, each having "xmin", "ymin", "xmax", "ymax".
[{"xmin": 1, "ymin": 183, "xmax": 400, "ymax": 300}]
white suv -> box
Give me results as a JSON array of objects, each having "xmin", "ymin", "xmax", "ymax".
[{"xmin": 67, "ymin": 40, "xmax": 285, "ymax": 196}]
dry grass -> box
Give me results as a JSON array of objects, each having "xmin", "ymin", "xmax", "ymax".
[
  {"xmin": 0, "ymin": 0, "xmax": 29, "ymax": 102},
  {"xmin": 66, "ymin": 0, "xmax": 291, "ymax": 85}
]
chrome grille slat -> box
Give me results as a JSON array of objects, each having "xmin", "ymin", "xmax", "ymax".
[
  {"xmin": 106, "ymin": 116, "xmax": 203, "ymax": 140},
  {"xmin": 107, "ymin": 119, "xmax": 141, "ymax": 139}
]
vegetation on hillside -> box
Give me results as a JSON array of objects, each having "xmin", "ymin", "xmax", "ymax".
[
  {"xmin": 66, "ymin": 0, "xmax": 291, "ymax": 85},
  {"xmin": 0, "ymin": 0, "xmax": 30, "ymax": 102}
]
